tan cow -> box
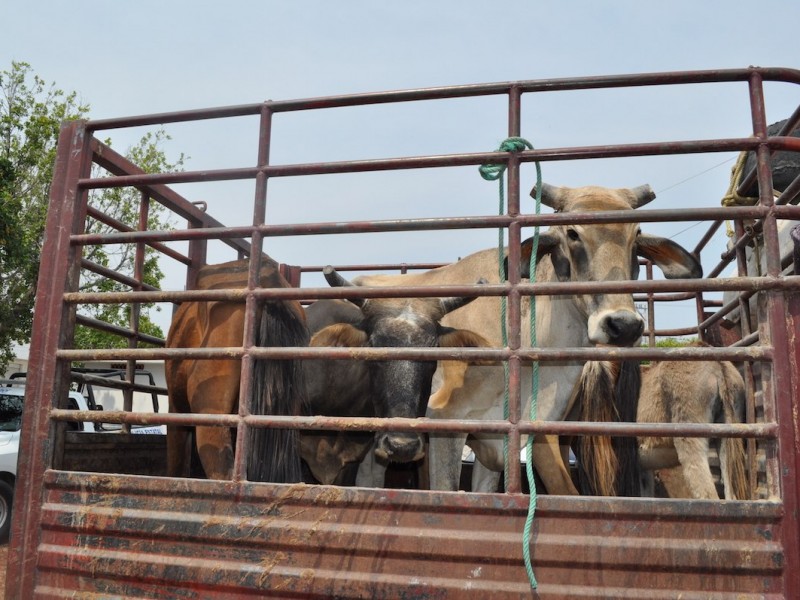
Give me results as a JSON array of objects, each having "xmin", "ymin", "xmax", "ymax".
[
  {"xmin": 638, "ymin": 352, "xmax": 750, "ymax": 500},
  {"xmin": 346, "ymin": 183, "xmax": 702, "ymax": 496}
]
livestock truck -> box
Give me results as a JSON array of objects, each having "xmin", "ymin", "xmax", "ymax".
[{"xmin": 5, "ymin": 67, "xmax": 800, "ymax": 598}]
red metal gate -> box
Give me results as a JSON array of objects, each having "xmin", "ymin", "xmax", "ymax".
[{"xmin": 6, "ymin": 67, "xmax": 800, "ymax": 598}]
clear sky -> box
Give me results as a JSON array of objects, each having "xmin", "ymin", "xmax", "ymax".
[{"xmin": 3, "ymin": 1, "xmax": 800, "ymax": 335}]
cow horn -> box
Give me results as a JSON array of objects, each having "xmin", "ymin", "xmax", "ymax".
[
  {"xmin": 323, "ymin": 266, "xmax": 364, "ymax": 307},
  {"xmin": 323, "ymin": 265, "xmax": 353, "ymax": 287},
  {"xmin": 628, "ymin": 184, "xmax": 656, "ymax": 209},
  {"xmin": 532, "ymin": 182, "xmax": 566, "ymax": 211},
  {"xmin": 439, "ymin": 278, "xmax": 487, "ymax": 314}
]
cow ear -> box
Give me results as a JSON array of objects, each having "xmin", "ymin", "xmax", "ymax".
[
  {"xmin": 429, "ymin": 360, "xmax": 469, "ymax": 410},
  {"xmin": 505, "ymin": 233, "xmax": 561, "ymax": 280},
  {"xmin": 636, "ymin": 233, "xmax": 703, "ymax": 279},
  {"xmin": 438, "ymin": 328, "xmax": 494, "ymax": 366},
  {"xmin": 431, "ymin": 329, "xmax": 495, "ymax": 410},
  {"xmin": 439, "ymin": 327, "xmax": 493, "ymax": 350},
  {"xmin": 310, "ymin": 323, "xmax": 369, "ymax": 347}
]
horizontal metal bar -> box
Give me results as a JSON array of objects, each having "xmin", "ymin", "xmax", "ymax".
[
  {"xmin": 88, "ymin": 138, "xmax": 253, "ymax": 257},
  {"xmin": 55, "ymin": 344, "xmax": 771, "ymax": 363},
  {"xmin": 68, "ymin": 371, "xmax": 167, "ymax": 396},
  {"xmin": 85, "ymin": 205, "xmax": 186, "ymax": 264},
  {"xmin": 49, "ymin": 409, "xmax": 778, "ymax": 439},
  {"xmin": 62, "ymin": 274, "xmax": 800, "ymax": 307},
  {"xmin": 79, "ymin": 259, "xmax": 160, "ymax": 292},
  {"xmin": 83, "ymin": 67, "xmax": 800, "ymax": 131},
  {"xmin": 68, "ymin": 205, "xmax": 800, "ymax": 247},
  {"xmin": 76, "ymin": 138, "xmax": 771, "ymax": 189},
  {"xmin": 74, "ymin": 314, "xmax": 165, "ymax": 347}
]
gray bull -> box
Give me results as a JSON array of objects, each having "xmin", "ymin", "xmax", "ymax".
[
  {"xmin": 355, "ymin": 183, "xmax": 702, "ymax": 495},
  {"xmin": 301, "ymin": 283, "xmax": 490, "ymax": 486}
]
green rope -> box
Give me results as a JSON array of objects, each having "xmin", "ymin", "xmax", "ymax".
[
  {"xmin": 479, "ymin": 137, "xmax": 541, "ymax": 590},
  {"xmin": 524, "ymin": 161, "xmax": 542, "ymax": 590}
]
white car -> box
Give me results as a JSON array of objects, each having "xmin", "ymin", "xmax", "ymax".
[{"xmin": 0, "ymin": 382, "xmax": 95, "ymax": 542}]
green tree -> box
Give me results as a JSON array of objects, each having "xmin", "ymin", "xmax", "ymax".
[
  {"xmin": 0, "ymin": 61, "xmax": 183, "ymax": 372},
  {"xmin": 0, "ymin": 61, "xmax": 88, "ymax": 371},
  {"xmin": 74, "ymin": 128, "xmax": 185, "ymax": 350}
]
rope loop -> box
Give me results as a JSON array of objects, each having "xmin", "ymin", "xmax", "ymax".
[
  {"xmin": 478, "ymin": 137, "xmax": 534, "ymax": 181},
  {"xmin": 721, "ymin": 150, "xmax": 781, "ymax": 238},
  {"xmin": 721, "ymin": 151, "xmax": 759, "ymax": 208}
]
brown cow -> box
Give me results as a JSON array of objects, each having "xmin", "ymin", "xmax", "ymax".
[{"xmin": 165, "ymin": 258, "xmax": 308, "ymax": 483}]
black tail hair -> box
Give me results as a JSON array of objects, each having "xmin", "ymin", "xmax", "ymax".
[
  {"xmin": 248, "ymin": 300, "xmax": 309, "ymax": 483},
  {"xmin": 574, "ymin": 360, "xmax": 642, "ymax": 496},
  {"xmin": 612, "ymin": 360, "xmax": 642, "ymax": 497}
]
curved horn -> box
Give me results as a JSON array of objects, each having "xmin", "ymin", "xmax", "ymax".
[
  {"xmin": 531, "ymin": 182, "xmax": 566, "ymax": 211},
  {"xmin": 439, "ymin": 278, "xmax": 488, "ymax": 314},
  {"xmin": 323, "ymin": 266, "xmax": 364, "ymax": 307},
  {"xmin": 323, "ymin": 265, "xmax": 353, "ymax": 288},
  {"xmin": 628, "ymin": 184, "xmax": 656, "ymax": 209}
]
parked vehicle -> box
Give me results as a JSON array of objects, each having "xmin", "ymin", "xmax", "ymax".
[{"xmin": 0, "ymin": 380, "xmax": 96, "ymax": 543}]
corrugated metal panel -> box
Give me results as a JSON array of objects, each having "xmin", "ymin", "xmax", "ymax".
[{"xmin": 30, "ymin": 471, "xmax": 783, "ymax": 599}]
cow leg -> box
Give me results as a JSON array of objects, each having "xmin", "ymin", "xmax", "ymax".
[
  {"xmin": 533, "ymin": 434, "xmax": 579, "ymax": 495},
  {"xmin": 638, "ymin": 446, "xmax": 681, "ymax": 470},
  {"xmin": 674, "ymin": 437, "xmax": 718, "ymax": 499},
  {"xmin": 195, "ymin": 426, "xmax": 235, "ymax": 480},
  {"xmin": 466, "ymin": 436, "xmax": 503, "ymax": 492},
  {"xmin": 188, "ymin": 362, "xmax": 239, "ymax": 481},
  {"xmin": 717, "ymin": 439, "xmax": 735, "ymax": 500},
  {"xmin": 165, "ymin": 363, "xmax": 192, "ymax": 478},
  {"xmin": 355, "ymin": 442, "xmax": 388, "ymax": 488},
  {"xmin": 657, "ymin": 465, "xmax": 694, "ymax": 498},
  {"xmin": 471, "ymin": 459, "xmax": 501, "ymax": 493},
  {"xmin": 640, "ymin": 469, "xmax": 656, "ymax": 497},
  {"xmin": 166, "ymin": 425, "xmax": 192, "ymax": 477},
  {"xmin": 428, "ymin": 433, "xmax": 469, "ymax": 491}
]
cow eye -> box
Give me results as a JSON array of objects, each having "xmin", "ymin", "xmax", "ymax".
[{"xmin": 566, "ymin": 228, "xmax": 580, "ymax": 242}]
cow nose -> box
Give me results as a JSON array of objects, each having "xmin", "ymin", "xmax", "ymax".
[
  {"xmin": 375, "ymin": 433, "xmax": 425, "ymax": 463},
  {"xmin": 603, "ymin": 311, "xmax": 644, "ymax": 346}
]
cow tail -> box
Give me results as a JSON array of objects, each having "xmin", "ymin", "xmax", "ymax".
[
  {"xmin": 574, "ymin": 361, "xmax": 618, "ymax": 496},
  {"xmin": 248, "ymin": 299, "xmax": 310, "ymax": 483},
  {"xmin": 574, "ymin": 360, "xmax": 641, "ymax": 497},
  {"xmin": 612, "ymin": 360, "xmax": 642, "ymax": 497},
  {"xmin": 719, "ymin": 366, "xmax": 750, "ymax": 500}
]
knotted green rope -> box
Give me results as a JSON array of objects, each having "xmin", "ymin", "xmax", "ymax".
[{"xmin": 479, "ymin": 136, "xmax": 541, "ymax": 589}]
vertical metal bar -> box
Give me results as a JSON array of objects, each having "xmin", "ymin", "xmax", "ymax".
[
  {"xmin": 280, "ymin": 263, "xmax": 303, "ymax": 287},
  {"xmin": 748, "ymin": 71, "xmax": 800, "ymax": 597},
  {"xmin": 122, "ymin": 191, "xmax": 149, "ymax": 432},
  {"xmin": 786, "ymin": 289, "xmax": 800, "ymax": 596},
  {"xmin": 750, "ymin": 72, "xmax": 782, "ymax": 497},
  {"xmin": 645, "ymin": 262, "xmax": 656, "ymax": 347},
  {"xmin": 505, "ymin": 85, "xmax": 523, "ymax": 493},
  {"xmin": 790, "ymin": 225, "xmax": 800, "ymax": 562},
  {"xmin": 733, "ymin": 220, "xmax": 756, "ymax": 339},
  {"xmin": 732, "ymin": 219, "xmax": 760, "ymax": 495},
  {"xmin": 185, "ymin": 207, "xmax": 208, "ymax": 292},
  {"xmin": 5, "ymin": 120, "xmax": 93, "ymax": 600},
  {"xmin": 233, "ymin": 104, "xmax": 274, "ymax": 481},
  {"xmin": 694, "ymin": 292, "xmax": 706, "ymax": 342}
]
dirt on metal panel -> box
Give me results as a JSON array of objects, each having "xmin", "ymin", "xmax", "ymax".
[{"xmin": 24, "ymin": 471, "xmax": 784, "ymax": 599}]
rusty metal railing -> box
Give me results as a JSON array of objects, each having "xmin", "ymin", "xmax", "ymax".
[{"xmin": 11, "ymin": 65, "xmax": 800, "ymax": 599}]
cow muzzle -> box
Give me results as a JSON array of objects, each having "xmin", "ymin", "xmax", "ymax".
[
  {"xmin": 374, "ymin": 432, "xmax": 425, "ymax": 463},
  {"xmin": 588, "ymin": 309, "xmax": 644, "ymax": 346}
]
